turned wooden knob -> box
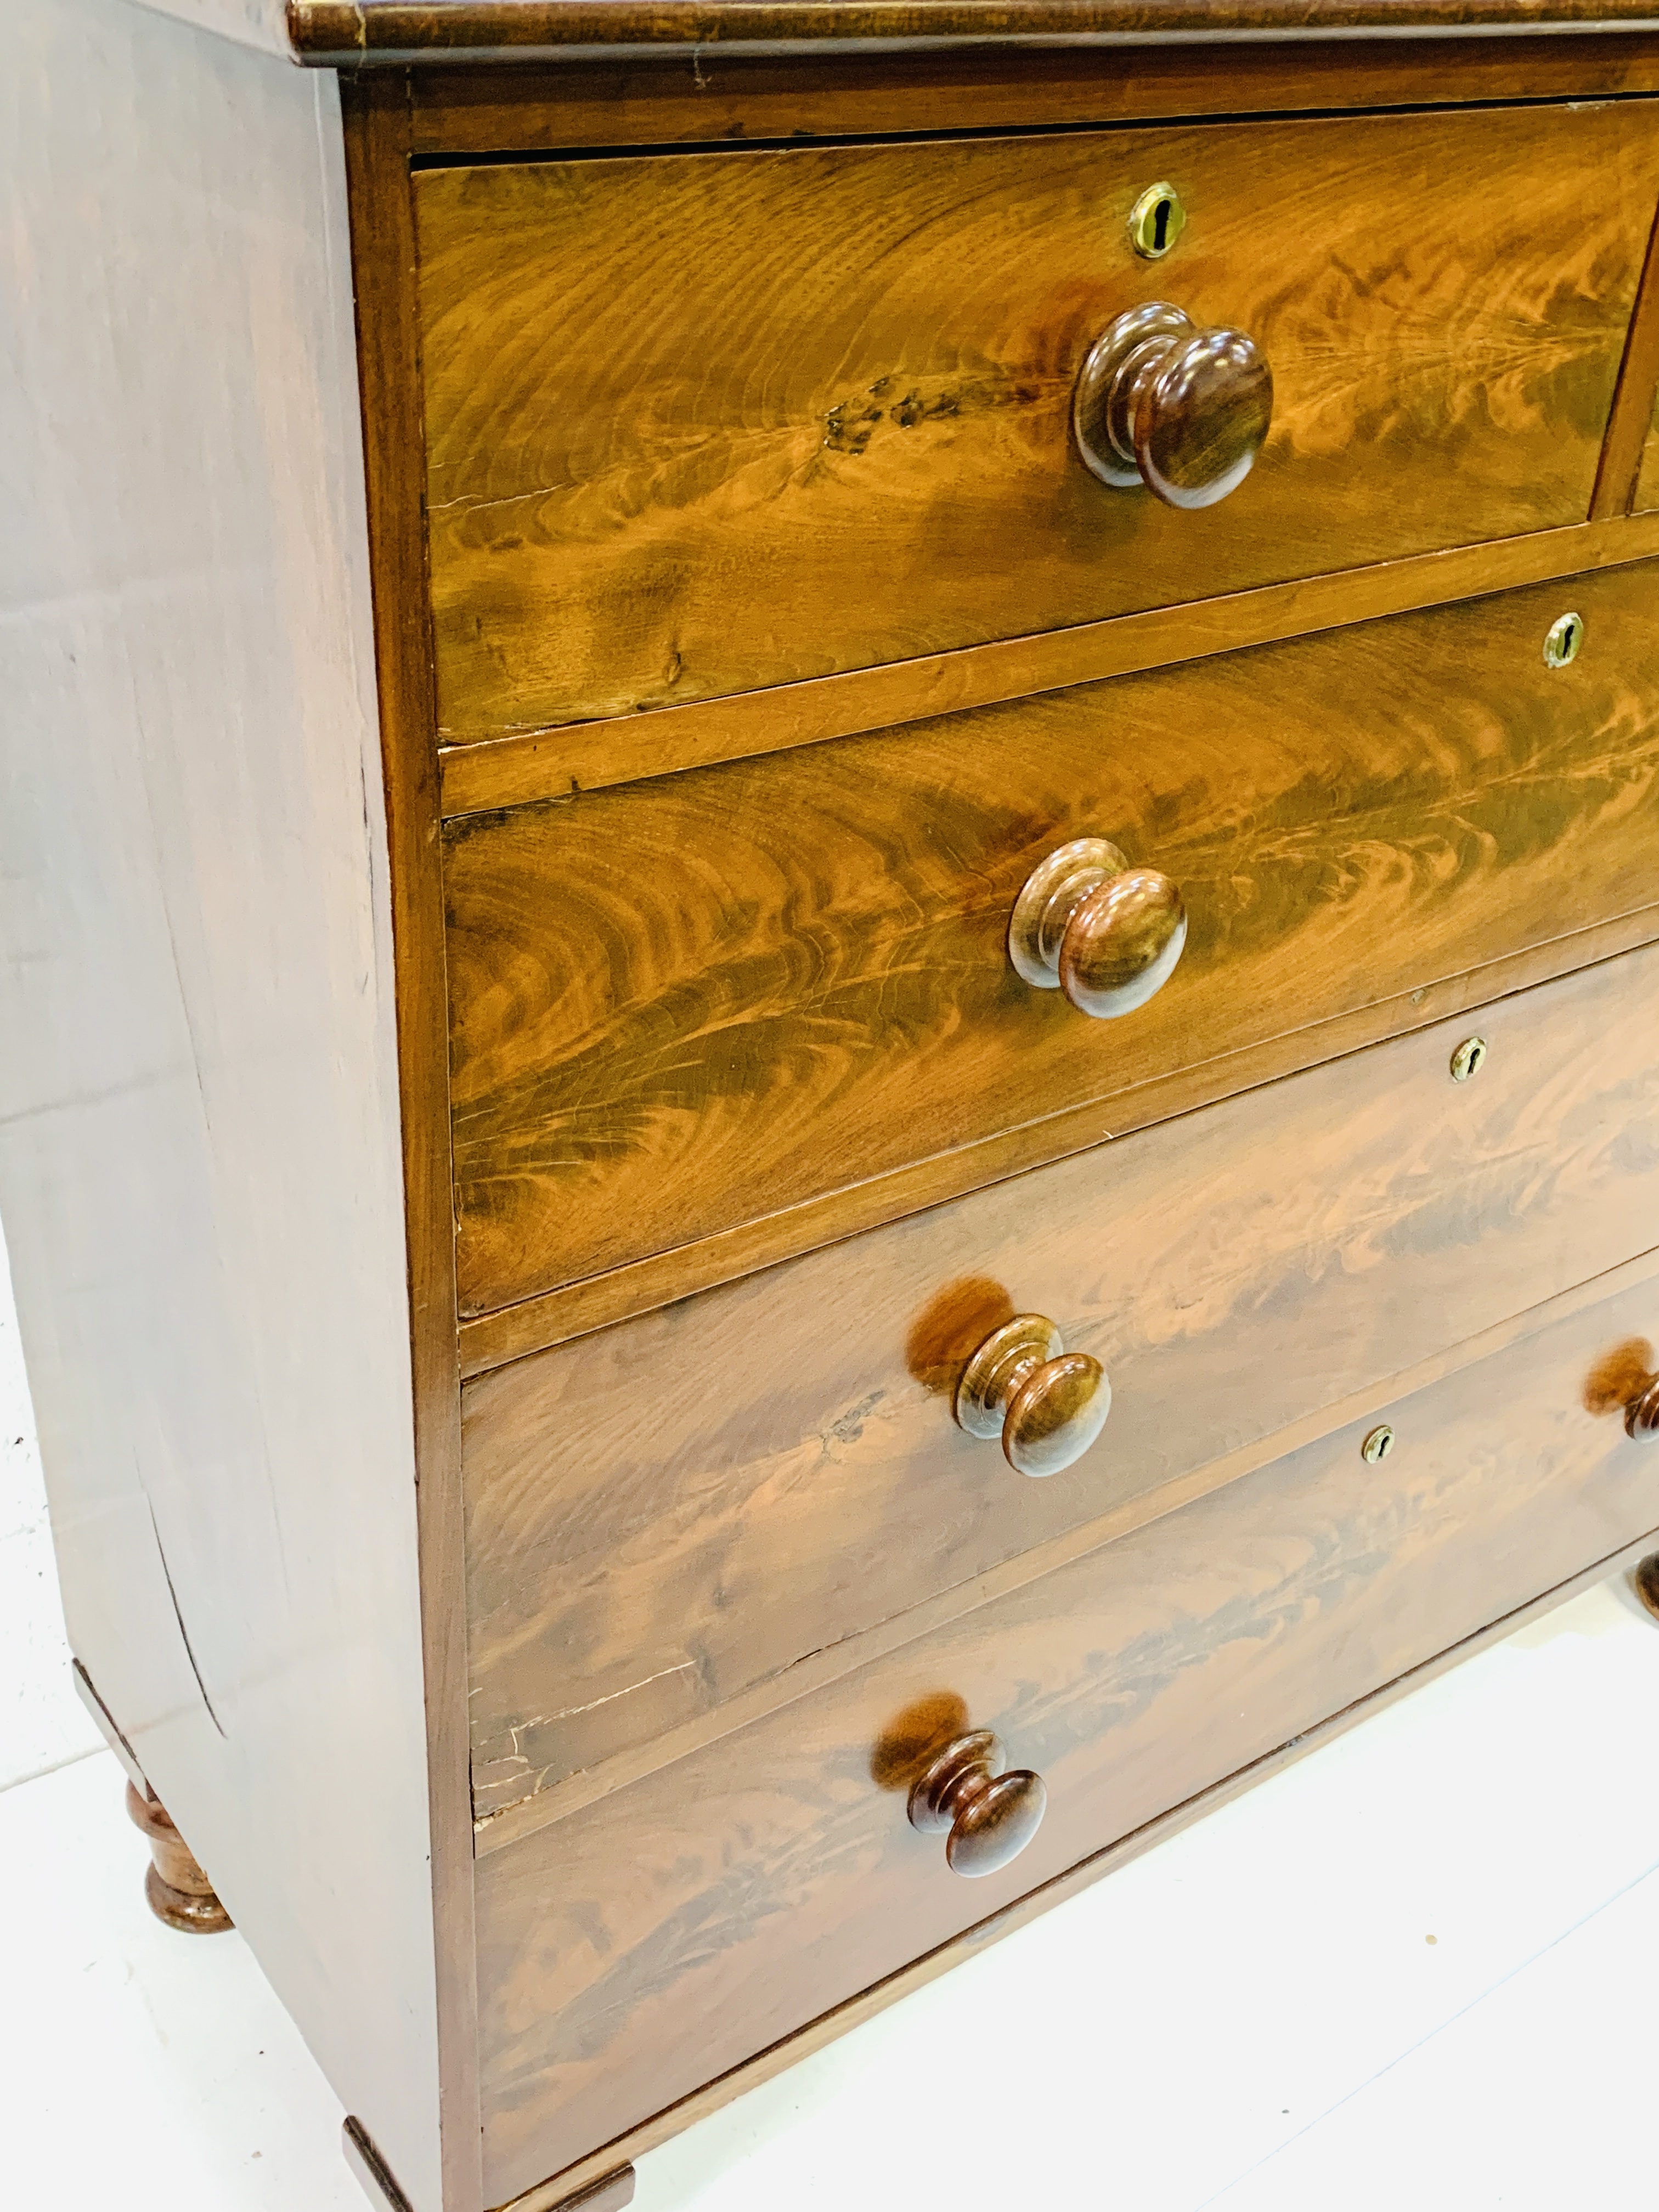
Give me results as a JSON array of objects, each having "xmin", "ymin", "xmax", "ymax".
[
  {"xmin": 1009, "ymin": 836, "xmax": 1187, "ymax": 1019},
  {"xmin": 908, "ymin": 1729, "xmax": 1047, "ymax": 1877},
  {"xmin": 1074, "ymin": 300, "xmax": 1273, "ymax": 510},
  {"xmin": 955, "ymin": 1312, "xmax": 1109, "ymax": 1476},
  {"xmin": 1626, "ymin": 1369, "xmax": 1659, "ymax": 1441}
]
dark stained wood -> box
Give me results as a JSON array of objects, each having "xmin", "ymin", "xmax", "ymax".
[
  {"xmin": 445, "ymin": 563, "xmax": 1659, "ymax": 1318},
  {"xmin": 416, "ymin": 103, "xmax": 1659, "ymax": 735},
  {"xmin": 1634, "ymin": 1554, "xmax": 1659, "ymax": 1617},
  {"xmin": 1071, "ymin": 302, "xmax": 1273, "ymax": 509},
  {"xmin": 338, "ymin": 77, "xmax": 484, "ymax": 2212},
  {"xmin": 403, "ymin": 40, "xmax": 1659, "ymax": 159},
  {"xmin": 471, "ymin": 1261, "xmax": 1659, "ymax": 2204},
  {"xmin": 1592, "ymin": 196, "xmax": 1659, "ymax": 515},
  {"xmin": 290, "ymin": 0, "xmax": 1659, "ymax": 67},
  {"xmin": 462, "ymin": 944, "xmax": 1659, "ymax": 1836},
  {"xmin": 438, "ymin": 511, "xmax": 1659, "ymax": 815}
]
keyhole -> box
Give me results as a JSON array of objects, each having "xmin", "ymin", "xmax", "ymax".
[
  {"xmin": 1544, "ymin": 611, "xmax": 1584, "ymax": 668},
  {"xmin": 1128, "ymin": 181, "xmax": 1186, "ymax": 260}
]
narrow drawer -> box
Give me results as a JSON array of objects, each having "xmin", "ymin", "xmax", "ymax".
[
  {"xmin": 447, "ymin": 564, "xmax": 1659, "ymax": 1314},
  {"xmin": 465, "ymin": 940, "xmax": 1659, "ymax": 1833},
  {"xmin": 473, "ymin": 1261, "xmax": 1659, "ymax": 2204},
  {"xmin": 416, "ymin": 100, "xmax": 1658, "ymax": 736}
]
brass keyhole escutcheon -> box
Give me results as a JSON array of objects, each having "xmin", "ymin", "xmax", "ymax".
[
  {"xmin": 1129, "ymin": 180, "xmax": 1186, "ymax": 260},
  {"xmin": 1543, "ymin": 612, "xmax": 1583, "ymax": 669},
  {"xmin": 1449, "ymin": 1035, "xmax": 1488, "ymax": 1084},
  {"xmin": 1361, "ymin": 1425, "xmax": 1395, "ymax": 1465}
]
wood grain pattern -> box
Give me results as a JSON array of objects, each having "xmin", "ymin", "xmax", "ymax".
[
  {"xmin": 462, "ymin": 942, "xmax": 1659, "ymax": 1835},
  {"xmin": 471, "ymin": 1238, "xmax": 1659, "ymax": 1857},
  {"xmin": 406, "ymin": 38, "xmax": 1659, "ymax": 159},
  {"xmin": 416, "ymin": 103, "xmax": 1659, "ymax": 735},
  {"xmin": 458, "ymin": 900, "xmax": 1659, "ymax": 1373},
  {"xmin": 340, "ymin": 73, "xmax": 486, "ymax": 2212},
  {"xmin": 1638, "ymin": 401, "xmax": 1659, "ymax": 507},
  {"xmin": 1592, "ymin": 192, "xmax": 1659, "ymax": 515},
  {"xmin": 437, "ymin": 511, "xmax": 1659, "ymax": 816},
  {"xmin": 291, "ymin": 0, "xmax": 1659, "ymax": 67},
  {"xmin": 446, "ymin": 564, "xmax": 1659, "ymax": 1317},
  {"xmin": 486, "ymin": 1527, "xmax": 1659, "ymax": 2212},
  {"xmin": 472, "ymin": 1262, "xmax": 1659, "ymax": 2204}
]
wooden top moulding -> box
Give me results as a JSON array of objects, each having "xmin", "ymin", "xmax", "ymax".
[{"xmin": 289, "ymin": 0, "xmax": 1659, "ymax": 65}]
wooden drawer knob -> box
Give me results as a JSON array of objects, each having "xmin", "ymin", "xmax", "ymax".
[
  {"xmin": 1073, "ymin": 300, "xmax": 1273, "ymax": 510},
  {"xmin": 1627, "ymin": 1369, "xmax": 1659, "ymax": 1441},
  {"xmin": 955, "ymin": 1312, "xmax": 1110, "ymax": 1477},
  {"xmin": 1009, "ymin": 836, "xmax": 1187, "ymax": 1019},
  {"xmin": 908, "ymin": 1728, "xmax": 1047, "ymax": 1877}
]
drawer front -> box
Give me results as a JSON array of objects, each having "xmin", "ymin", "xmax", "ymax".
[
  {"xmin": 448, "ymin": 565, "xmax": 1659, "ymax": 1313},
  {"xmin": 465, "ymin": 941, "xmax": 1659, "ymax": 1832},
  {"xmin": 475, "ymin": 1263, "xmax": 1659, "ymax": 2203},
  {"xmin": 417, "ymin": 101, "xmax": 1658, "ymax": 737}
]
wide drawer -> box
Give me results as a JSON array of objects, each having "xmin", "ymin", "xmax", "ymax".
[
  {"xmin": 465, "ymin": 940, "xmax": 1659, "ymax": 1833},
  {"xmin": 473, "ymin": 1260, "xmax": 1659, "ymax": 2204},
  {"xmin": 417, "ymin": 100, "xmax": 1658, "ymax": 737},
  {"xmin": 447, "ymin": 563, "xmax": 1659, "ymax": 1315}
]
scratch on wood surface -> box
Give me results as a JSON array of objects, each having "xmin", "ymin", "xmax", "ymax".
[{"xmin": 510, "ymin": 1660, "xmax": 697, "ymax": 1738}]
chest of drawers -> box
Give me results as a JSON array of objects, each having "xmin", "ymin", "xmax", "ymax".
[{"xmin": 9, "ymin": 5, "xmax": 1659, "ymax": 2211}]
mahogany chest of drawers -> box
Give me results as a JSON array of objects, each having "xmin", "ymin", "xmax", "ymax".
[{"xmin": 9, "ymin": 3, "xmax": 1659, "ymax": 2209}]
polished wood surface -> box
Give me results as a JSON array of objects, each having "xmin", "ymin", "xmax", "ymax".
[
  {"xmin": 291, "ymin": 0, "xmax": 1659, "ymax": 66},
  {"xmin": 437, "ymin": 510, "xmax": 1659, "ymax": 819},
  {"xmin": 459, "ymin": 901, "xmax": 1659, "ymax": 1375},
  {"xmin": 447, "ymin": 563, "xmax": 1659, "ymax": 1316},
  {"xmin": 462, "ymin": 945, "xmax": 1659, "ymax": 1833},
  {"xmin": 954, "ymin": 1313, "xmax": 1110, "ymax": 1478},
  {"xmin": 407, "ymin": 41, "xmax": 1659, "ymax": 162},
  {"xmin": 472, "ymin": 1260, "xmax": 1659, "ymax": 2203},
  {"xmin": 1072, "ymin": 301, "xmax": 1273, "ymax": 509},
  {"xmin": 417, "ymin": 102, "xmax": 1658, "ymax": 737},
  {"xmin": 1590, "ymin": 196, "xmax": 1659, "ymax": 516},
  {"xmin": 340, "ymin": 73, "xmax": 484, "ymax": 2212},
  {"xmin": 907, "ymin": 1729, "xmax": 1048, "ymax": 1878},
  {"xmin": 0, "ymin": 12, "xmax": 451, "ymax": 2204},
  {"xmin": 1639, "ymin": 414, "xmax": 1659, "ymax": 510},
  {"xmin": 486, "ymin": 1524, "xmax": 1659, "ymax": 2212}
]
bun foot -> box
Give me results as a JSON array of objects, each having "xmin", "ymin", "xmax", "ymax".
[{"xmin": 126, "ymin": 1781, "xmax": 233, "ymax": 1933}]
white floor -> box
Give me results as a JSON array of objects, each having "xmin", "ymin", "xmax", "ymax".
[{"xmin": 5, "ymin": 1216, "xmax": 1659, "ymax": 2210}]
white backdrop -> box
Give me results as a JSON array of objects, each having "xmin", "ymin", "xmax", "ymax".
[{"xmin": 0, "ymin": 1220, "xmax": 101, "ymax": 1790}]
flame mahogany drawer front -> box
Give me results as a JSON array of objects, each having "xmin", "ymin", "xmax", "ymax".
[
  {"xmin": 472, "ymin": 1257, "xmax": 1659, "ymax": 2205},
  {"xmin": 415, "ymin": 100, "xmax": 1659, "ymax": 738},
  {"xmin": 447, "ymin": 563, "xmax": 1659, "ymax": 1319},
  {"xmin": 464, "ymin": 940, "xmax": 1659, "ymax": 1839}
]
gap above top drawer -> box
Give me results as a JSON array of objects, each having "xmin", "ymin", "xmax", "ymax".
[{"xmin": 416, "ymin": 99, "xmax": 1659, "ymax": 740}]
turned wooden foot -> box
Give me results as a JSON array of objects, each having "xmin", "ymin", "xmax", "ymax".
[
  {"xmin": 125, "ymin": 1781, "xmax": 233, "ymax": 1933},
  {"xmin": 1633, "ymin": 1554, "xmax": 1659, "ymax": 1624}
]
